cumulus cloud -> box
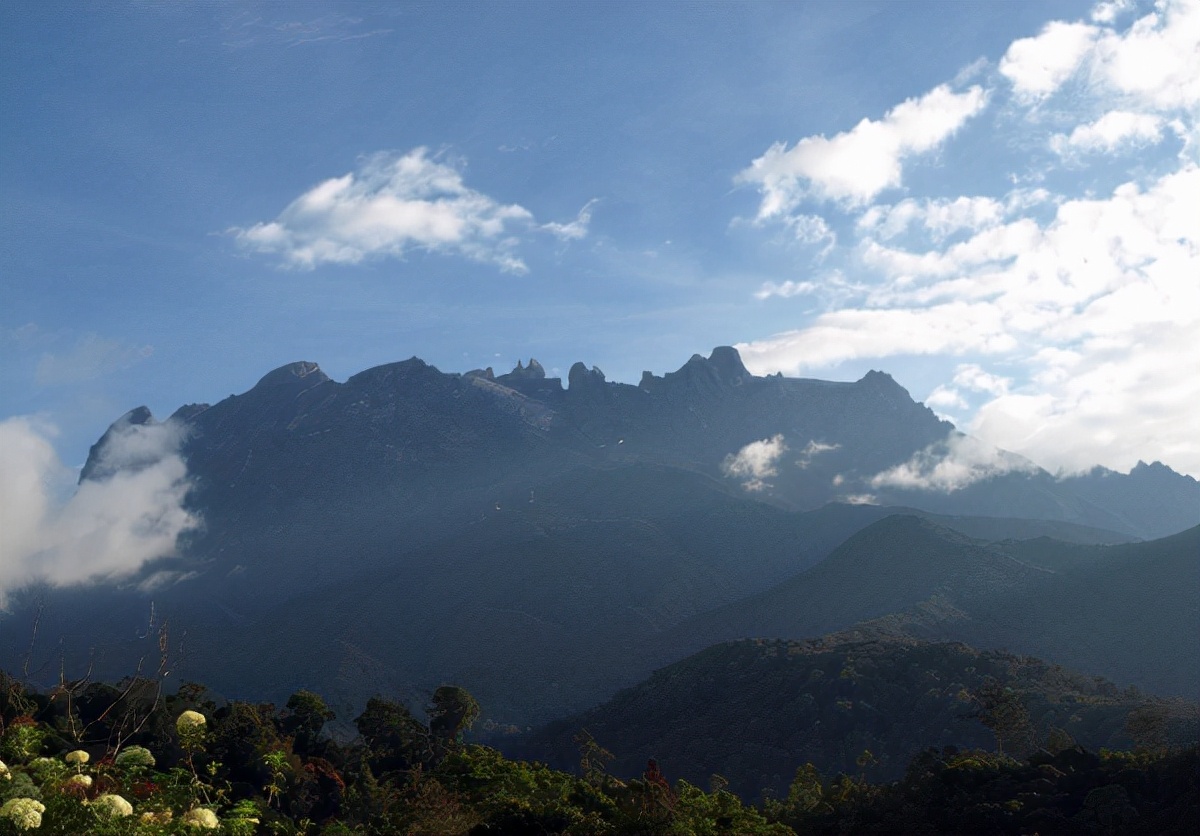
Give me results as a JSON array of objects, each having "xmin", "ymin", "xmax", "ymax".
[
  {"xmin": 0, "ymin": 415, "xmax": 198, "ymax": 604},
  {"xmin": 869, "ymin": 433, "xmax": 1038, "ymax": 493},
  {"xmin": 739, "ymin": 160, "xmax": 1200, "ymax": 474},
  {"xmin": 722, "ymin": 434, "xmax": 787, "ymax": 491},
  {"xmin": 1091, "ymin": 0, "xmax": 1200, "ymax": 112},
  {"xmin": 999, "ymin": 1, "xmax": 1200, "ymax": 112},
  {"xmin": 1051, "ymin": 110, "xmax": 1165, "ymax": 155},
  {"xmin": 925, "ymin": 385, "xmax": 968, "ymax": 411},
  {"xmin": 736, "ymin": 0, "xmax": 1200, "ymax": 477},
  {"xmin": 737, "ymin": 83, "xmax": 989, "ymax": 210},
  {"xmin": 953, "ymin": 364, "xmax": 1012, "ymax": 396},
  {"xmin": 234, "ymin": 148, "xmax": 536, "ymax": 272},
  {"xmin": 999, "ymin": 20, "xmax": 1099, "ymax": 100}
]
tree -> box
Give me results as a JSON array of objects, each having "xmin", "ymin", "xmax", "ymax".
[
  {"xmin": 283, "ymin": 690, "xmax": 335, "ymax": 756},
  {"xmin": 427, "ymin": 686, "xmax": 480, "ymax": 754},
  {"xmin": 354, "ymin": 696, "xmax": 430, "ymax": 773},
  {"xmin": 972, "ymin": 678, "xmax": 1034, "ymax": 757}
]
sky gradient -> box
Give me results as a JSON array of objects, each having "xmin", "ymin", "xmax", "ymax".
[{"xmin": 2, "ymin": 0, "xmax": 1197, "ymax": 482}]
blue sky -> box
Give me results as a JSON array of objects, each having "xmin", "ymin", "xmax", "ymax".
[{"xmin": 2, "ymin": 0, "xmax": 1198, "ymax": 486}]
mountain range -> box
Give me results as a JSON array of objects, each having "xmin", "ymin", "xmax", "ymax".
[{"xmin": 2, "ymin": 347, "xmax": 1196, "ymax": 731}]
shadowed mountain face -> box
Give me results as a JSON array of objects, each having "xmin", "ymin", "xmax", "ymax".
[
  {"xmin": 1, "ymin": 348, "xmax": 1196, "ymax": 725},
  {"xmin": 668, "ymin": 518, "xmax": 1200, "ymax": 699}
]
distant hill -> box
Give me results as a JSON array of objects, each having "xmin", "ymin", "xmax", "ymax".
[
  {"xmin": 669, "ymin": 518, "xmax": 1200, "ymax": 698},
  {"xmin": 519, "ymin": 637, "xmax": 1199, "ymax": 800}
]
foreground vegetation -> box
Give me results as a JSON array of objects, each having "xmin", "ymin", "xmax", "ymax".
[{"xmin": 1, "ymin": 669, "xmax": 1197, "ymax": 834}]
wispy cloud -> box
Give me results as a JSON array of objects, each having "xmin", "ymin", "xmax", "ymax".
[
  {"xmin": 722, "ymin": 434, "xmax": 787, "ymax": 491},
  {"xmin": 542, "ymin": 199, "xmax": 599, "ymax": 241},
  {"xmin": 796, "ymin": 440, "xmax": 840, "ymax": 469},
  {"xmin": 221, "ymin": 11, "xmax": 394, "ymax": 49},
  {"xmin": 35, "ymin": 333, "xmax": 154, "ymax": 386},
  {"xmin": 0, "ymin": 415, "xmax": 198, "ymax": 604}
]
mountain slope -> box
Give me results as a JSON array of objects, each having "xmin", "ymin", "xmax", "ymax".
[
  {"xmin": 518, "ymin": 637, "xmax": 1198, "ymax": 799},
  {"xmin": 670, "ymin": 520, "xmax": 1200, "ymax": 698}
]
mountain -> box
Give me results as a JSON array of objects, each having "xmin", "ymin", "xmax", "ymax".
[
  {"xmin": 670, "ymin": 518, "xmax": 1200, "ymax": 698},
  {"xmin": 518, "ymin": 636, "xmax": 1199, "ymax": 799},
  {"xmin": 81, "ymin": 348, "xmax": 1200, "ymax": 543},
  {"xmin": 2, "ymin": 348, "xmax": 1195, "ymax": 726}
]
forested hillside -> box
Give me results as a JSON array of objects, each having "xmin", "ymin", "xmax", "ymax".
[{"xmin": 1, "ymin": 654, "xmax": 1196, "ymax": 835}]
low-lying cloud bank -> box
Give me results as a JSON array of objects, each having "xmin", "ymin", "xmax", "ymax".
[
  {"xmin": 868, "ymin": 432, "xmax": 1038, "ymax": 493},
  {"xmin": 0, "ymin": 415, "xmax": 197, "ymax": 605}
]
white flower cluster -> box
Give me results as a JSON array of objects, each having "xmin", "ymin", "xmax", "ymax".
[
  {"xmin": 0, "ymin": 798, "xmax": 46, "ymax": 831},
  {"xmin": 92, "ymin": 793, "xmax": 134, "ymax": 818},
  {"xmin": 176, "ymin": 710, "xmax": 207, "ymax": 733},
  {"xmin": 0, "ymin": 759, "xmax": 10, "ymax": 780},
  {"xmin": 182, "ymin": 806, "xmax": 220, "ymax": 829}
]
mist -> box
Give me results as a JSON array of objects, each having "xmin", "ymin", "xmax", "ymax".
[{"xmin": 0, "ymin": 415, "xmax": 197, "ymax": 604}]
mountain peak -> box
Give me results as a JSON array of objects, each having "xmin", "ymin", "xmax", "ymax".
[
  {"xmin": 253, "ymin": 361, "xmax": 328, "ymax": 389},
  {"xmin": 568, "ymin": 361, "xmax": 606, "ymax": 390},
  {"xmin": 707, "ymin": 346, "xmax": 750, "ymax": 382},
  {"xmin": 79, "ymin": 406, "xmax": 157, "ymax": 483},
  {"xmin": 859, "ymin": 369, "xmax": 898, "ymax": 387},
  {"xmin": 505, "ymin": 358, "xmax": 546, "ymax": 380}
]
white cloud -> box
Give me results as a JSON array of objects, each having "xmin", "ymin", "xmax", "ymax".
[
  {"xmin": 925, "ymin": 385, "xmax": 968, "ymax": 411},
  {"xmin": 737, "ymin": 302, "xmax": 1019, "ymax": 374},
  {"xmin": 952, "ymin": 364, "xmax": 1011, "ymax": 396},
  {"xmin": 1092, "ymin": 0, "xmax": 1134, "ymax": 24},
  {"xmin": 1051, "ymin": 110, "xmax": 1165, "ymax": 155},
  {"xmin": 796, "ymin": 440, "xmax": 840, "ymax": 469},
  {"xmin": 739, "ymin": 0, "xmax": 1200, "ymax": 477},
  {"xmin": 857, "ymin": 196, "xmax": 1006, "ymax": 241},
  {"xmin": 754, "ymin": 280, "xmax": 817, "ymax": 300},
  {"xmin": 739, "ymin": 154, "xmax": 1200, "ymax": 473},
  {"xmin": 541, "ymin": 198, "xmax": 598, "ymax": 241},
  {"xmin": 840, "ymin": 493, "xmax": 878, "ymax": 505},
  {"xmin": 0, "ymin": 415, "xmax": 198, "ymax": 604},
  {"xmin": 35, "ymin": 334, "xmax": 154, "ymax": 386},
  {"xmin": 781, "ymin": 213, "xmax": 837, "ymax": 250},
  {"xmin": 234, "ymin": 148, "xmax": 535, "ymax": 272},
  {"xmin": 999, "ymin": 20, "xmax": 1098, "ymax": 100},
  {"xmin": 869, "ymin": 432, "xmax": 1038, "ymax": 493},
  {"xmin": 737, "ymin": 83, "xmax": 989, "ymax": 210},
  {"xmin": 722, "ymin": 434, "xmax": 787, "ymax": 491},
  {"xmin": 1091, "ymin": 0, "xmax": 1200, "ymax": 112}
]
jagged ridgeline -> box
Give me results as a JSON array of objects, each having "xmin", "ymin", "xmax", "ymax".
[{"xmin": 0, "ymin": 348, "xmax": 1197, "ymax": 728}]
